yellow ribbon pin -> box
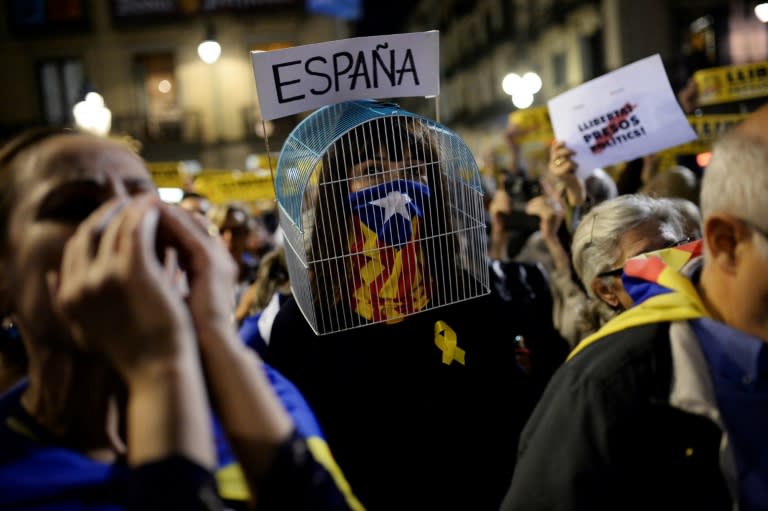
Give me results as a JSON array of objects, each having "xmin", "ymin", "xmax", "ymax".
[{"xmin": 434, "ymin": 320, "xmax": 465, "ymax": 366}]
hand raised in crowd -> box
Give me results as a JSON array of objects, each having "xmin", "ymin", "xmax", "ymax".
[
  {"xmin": 677, "ymin": 77, "xmax": 699, "ymax": 114},
  {"xmin": 525, "ymin": 195, "xmax": 564, "ymax": 241},
  {"xmin": 549, "ymin": 140, "xmax": 578, "ymax": 178},
  {"xmin": 548, "ymin": 140, "xmax": 586, "ymax": 207},
  {"xmin": 487, "ymin": 185, "xmax": 515, "ymax": 261}
]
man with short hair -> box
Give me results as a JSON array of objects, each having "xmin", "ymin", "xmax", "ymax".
[{"xmin": 500, "ymin": 104, "xmax": 768, "ymax": 511}]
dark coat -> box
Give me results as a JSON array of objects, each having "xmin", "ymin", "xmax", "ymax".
[
  {"xmin": 501, "ymin": 322, "xmax": 731, "ymax": 511},
  {"xmin": 267, "ymin": 261, "xmax": 569, "ymax": 511}
]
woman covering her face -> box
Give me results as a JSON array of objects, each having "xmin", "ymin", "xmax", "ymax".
[{"xmin": 0, "ymin": 128, "xmax": 362, "ymax": 511}]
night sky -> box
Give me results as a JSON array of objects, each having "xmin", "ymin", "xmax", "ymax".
[{"xmin": 354, "ymin": 0, "xmax": 416, "ymax": 36}]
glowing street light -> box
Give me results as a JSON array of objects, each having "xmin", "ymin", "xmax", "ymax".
[
  {"xmin": 197, "ymin": 23, "xmax": 221, "ymax": 64},
  {"xmin": 502, "ymin": 71, "xmax": 541, "ymax": 110},
  {"xmin": 502, "ymin": 73, "xmax": 522, "ymax": 95},
  {"xmin": 72, "ymin": 92, "xmax": 112, "ymax": 136},
  {"xmin": 522, "ymin": 72, "xmax": 542, "ymax": 94},
  {"xmin": 756, "ymin": 2, "xmax": 768, "ymax": 22},
  {"xmin": 512, "ymin": 91, "xmax": 534, "ymax": 109}
]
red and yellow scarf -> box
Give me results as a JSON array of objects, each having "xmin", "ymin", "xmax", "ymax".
[{"xmin": 348, "ymin": 216, "xmax": 431, "ymax": 323}]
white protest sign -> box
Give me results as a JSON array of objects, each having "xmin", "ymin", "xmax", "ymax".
[
  {"xmin": 547, "ymin": 54, "xmax": 696, "ymax": 177},
  {"xmin": 251, "ymin": 31, "xmax": 439, "ymax": 121}
]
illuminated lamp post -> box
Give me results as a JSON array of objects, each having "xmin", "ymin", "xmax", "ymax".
[
  {"xmin": 72, "ymin": 92, "xmax": 112, "ymax": 136},
  {"xmin": 502, "ymin": 71, "xmax": 542, "ymax": 109},
  {"xmin": 197, "ymin": 22, "xmax": 221, "ymax": 64}
]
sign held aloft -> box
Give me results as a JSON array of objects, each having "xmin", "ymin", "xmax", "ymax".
[
  {"xmin": 547, "ymin": 54, "xmax": 696, "ymax": 177},
  {"xmin": 251, "ymin": 31, "xmax": 440, "ymax": 120}
]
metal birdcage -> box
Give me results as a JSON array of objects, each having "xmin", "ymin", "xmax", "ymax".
[{"xmin": 275, "ymin": 100, "xmax": 489, "ymax": 335}]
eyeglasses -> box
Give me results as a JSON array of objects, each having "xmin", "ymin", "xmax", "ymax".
[{"xmin": 596, "ymin": 237, "xmax": 695, "ymax": 279}]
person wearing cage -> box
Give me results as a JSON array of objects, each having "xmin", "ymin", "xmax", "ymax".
[{"xmin": 266, "ymin": 100, "xmax": 569, "ymax": 510}]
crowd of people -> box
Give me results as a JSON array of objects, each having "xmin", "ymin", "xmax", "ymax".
[{"xmin": 0, "ymin": 85, "xmax": 766, "ymax": 511}]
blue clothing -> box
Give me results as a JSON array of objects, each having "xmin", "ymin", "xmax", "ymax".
[
  {"xmin": 239, "ymin": 292, "xmax": 290, "ymax": 356},
  {"xmin": 239, "ymin": 313, "xmax": 268, "ymax": 354},
  {"xmin": 692, "ymin": 318, "xmax": 768, "ymax": 510},
  {"xmin": 0, "ymin": 380, "xmax": 216, "ymax": 511},
  {"xmin": 0, "ymin": 364, "xmax": 362, "ymax": 511}
]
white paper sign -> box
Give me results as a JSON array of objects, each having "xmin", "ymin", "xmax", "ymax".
[
  {"xmin": 547, "ymin": 54, "xmax": 697, "ymax": 176},
  {"xmin": 251, "ymin": 31, "xmax": 440, "ymax": 120}
]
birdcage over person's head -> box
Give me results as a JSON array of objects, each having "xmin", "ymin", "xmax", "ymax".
[{"xmin": 276, "ymin": 100, "xmax": 489, "ymax": 335}]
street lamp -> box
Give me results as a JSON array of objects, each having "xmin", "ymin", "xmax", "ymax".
[
  {"xmin": 756, "ymin": 2, "xmax": 768, "ymax": 23},
  {"xmin": 72, "ymin": 92, "xmax": 111, "ymax": 136},
  {"xmin": 197, "ymin": 22, "xmax": 221, "ymax": 64},
  {"xmin": 502, "ymin": 71, "xmax": 542, "ymax": 110}
]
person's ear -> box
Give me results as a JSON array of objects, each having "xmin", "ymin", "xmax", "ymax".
[
  {"xmin": 591, "ymin": 277, "xmax": 622, "ymax": 309},
  {"xmin": 703, "ymin": 214, "xmax": 744, "ymax": 275}
]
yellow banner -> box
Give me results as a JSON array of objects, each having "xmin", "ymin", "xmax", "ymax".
[
  {"xmin": 194, "ymin": 170, "xmax": 276, "ymax": 204},
  {"xmin": 508, "ymin": 105, "xmax": 554, "ymax": 143},
  {"xmin": 694, "ymin": 61, "xmax": 768, "ymax": 106},
  {"xmin": 662, "ymin": 113, "xmax": 747, "ymax": 156},
  {"xmin": 146, "ymin": 161, "xmax": 185, "ymax": 188}
]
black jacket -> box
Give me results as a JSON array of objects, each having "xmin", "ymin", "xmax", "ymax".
[
  {"xmin": 501, "ymin": 321, "xmax": 732, "ymax": 511},
  {"xmin": 267, "ymin": 261, "xmax": 569, "ymax": 511}
]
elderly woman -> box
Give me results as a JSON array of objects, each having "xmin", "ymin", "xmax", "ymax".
[
  {"xmin": 570, "ymin": 193, "xmax": 693, "ymax": 337},
  {"xmin": 0, "ymin": 128, "xmax": 360, "ymax": 510}
]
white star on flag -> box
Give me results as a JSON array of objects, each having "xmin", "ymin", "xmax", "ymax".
[{"xmin": 369, "ymin": 191, "xmax": 413, "ymax": 221}]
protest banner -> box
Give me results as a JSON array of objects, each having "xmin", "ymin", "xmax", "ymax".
[
  {"xmin": 194, "ymin": 170, "xmax": 275, "ymax": 204},
  {"xmin": 547, "ymin": 54, "xmax": 696, "ymax": 177},
  {"xmin": 665, "ymin": 113, "xmax": 747, "ymax": 155},
  {"xmin": 146, "ymin": 161, "xmax": 185, "ymax": 188},
  {"xmin": 251, "ymin": 31, "xmax": 440, "ymax": 120},
  {"xmin": 508, "ymin": 105, "xmax": 554, "ymax": 143},
  {"xmin": 694, "ymin": 61, "xmax": 768, "ymax": 106}
]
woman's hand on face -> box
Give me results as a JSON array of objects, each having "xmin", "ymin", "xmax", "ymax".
[
  {"xmin": 52, "ymin": 196, "xmax": 195, "ymax": 382},
  {"xmin": 153, "ymin": 203, "xmax": 241, "ymax": 352}
]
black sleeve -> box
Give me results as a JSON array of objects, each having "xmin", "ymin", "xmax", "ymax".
[
  {"xmin": 500, "ymin": 326, "xmax": 670, "ymax": 511},
  {"xmin": 265, "ymin": 297, "xmax": 317, "ymax": 391},
  {"xmin": 500, "ymin": 361, "xmax": 622, "ymax": 511},
  {"xmin": 125, "ymin": 456, "xmax": 224, "ymax": 511}
]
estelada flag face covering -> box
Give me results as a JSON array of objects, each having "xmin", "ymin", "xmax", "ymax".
[
  {"xmin": 346, "ymin": 179, "xmax": 432, "ymax": 323},
  {"xmin": 348, "ymin": 179, "xmax": 430, "ymax": 248},
  {"xmin": 274, "ymin": 100, "xmax": 490, "ymax": 335}
]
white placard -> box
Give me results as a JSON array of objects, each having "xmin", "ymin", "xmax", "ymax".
[
  {"xmin": 547, "ymin": 54, "xmax": 697, "ymax": 176},
  {"xmin": 251, "ymin": 31, "xmax": 440, "ymax": 121}
]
